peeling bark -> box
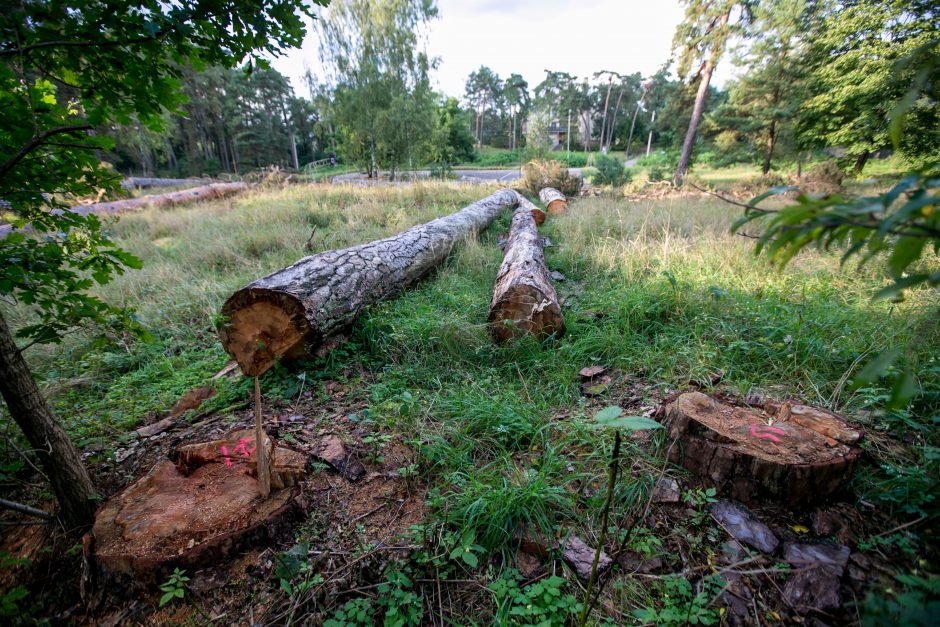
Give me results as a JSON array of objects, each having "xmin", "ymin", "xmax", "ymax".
[
  {"xmin": 488, "ymin": 193, "xmax": 564, "ymax": 343},
  {"xmin": 220, "ymin": 189, "xmax": 520, "ymax": 375}
]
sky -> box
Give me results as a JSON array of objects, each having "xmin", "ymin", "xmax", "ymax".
[{"xmin": 271, "ymin": 0, "xmax": 734, "ymax": 99}]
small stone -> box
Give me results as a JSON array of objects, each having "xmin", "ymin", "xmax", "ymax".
[
  {"xmin": 561, "ymin": 535, "xmax": 611, "ymax": 580},
  {"xmin": 783, "ymin": 568, "xmax": 841, "ymax": 613},
  {"xmin": 651, "ymin": 478, "xmax": 680, "ymax": 503},
  {"xmin": 783, "ymin": 543, "xmax": 850, "ymax": 575},
  {"xmin": 579, "ymin": 365, "xmax": 607, "ymax": 379},
  {"xmin": 114, "ymin": 448, "xmax": 135, "ymax": 463},
  {"xmin": 515, "ymin": 550, "xmax": 544, "ymax": 579},
  {"xmin": 710, "ymin": 500, "xmax": 779, "ymax": 553},
  {"xmin": 550, "ymin": 271, "xmax": 567, "ymax": 282},
  {"xmin": 311, "ymin": 435, "xmax": 365, "ymax": 481}
]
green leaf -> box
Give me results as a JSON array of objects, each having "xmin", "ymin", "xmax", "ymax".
[
  {"xmin": 854, "ymin": 348, "xmax": 902, "ymax": 385},
  {"xmin": 461, "ymin": 551, "xmax": 478, "ymax": 567},
  {"xmin": 887, "ymin": 237, "xmax": 927, "ymax": 277},
  {"xmin": 594, "ymin": 406, "xmax": 623, "ymax": 423},
  {"xmin": 599, "ymin": 416, "xmax": 664, "ymax": 431},
  {"xmin": 159, "ymin": 591, "xmax": 175, "ymax": 607}
]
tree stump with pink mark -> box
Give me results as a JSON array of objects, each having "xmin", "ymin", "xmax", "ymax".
[
  {"xmin": 84, "ymin": 430, "xmax": 306, "ymax": 587},
  {"xmin": 663, "ymin": 392, "xmax": 862, "ymax": 506}
]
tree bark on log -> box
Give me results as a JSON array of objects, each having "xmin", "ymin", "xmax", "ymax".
[
  {"xmin": 220, "ymin": 188, "xmax": 520, "ymax": 376},
  {"xmin": 488, "ymin": 193, "xmax": 565, "ymax": 343},
  {"xmin": 0, "ymin": 182, "xmax": 247, "ymax": 239},
  {"xmin": 664, "ymin": 392, "xmax": 862, "ymax": 506},
  {"xmin": 538, "ymin": 187, "xmax": 568, "ymax": 214}
]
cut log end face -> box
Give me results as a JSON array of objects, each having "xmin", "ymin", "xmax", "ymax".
[
  {"xmin": 665, "ymin": 392, "xmax": 861, "ymax": 506},
  {"xmin": 546, "ymin": 199, "xmax": 568, "ymax": 214},
  {"xmin": 220, "ymin": 289, "xmax": 316, "ymax": 377},
  {"xmin": 489, "ymin": 285, "xmax": 564, "ymax": 343}
]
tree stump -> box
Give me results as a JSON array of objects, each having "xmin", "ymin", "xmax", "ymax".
[
  {"xmin": 86, "ymin": 430, "xmax": 306, "ymax": 585},
  {"xmin": 219, "ymin": 189, "xmax": 519, "ymax": 375},
  {"xmin": 488, "ymin": 194, "xmax": 564, "ymax": 343},
  {"xmin": 664, "ymin": 392, "xmax": 862, "ymax": 506},
  {"xmin": 538, "ymin": 187, "xmax": 568, "ymax": 214}
]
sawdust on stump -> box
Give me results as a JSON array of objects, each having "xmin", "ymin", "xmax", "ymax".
[
  {"xmin": 664, "ymin": 392, "xmax": 862, "ymax": 505},
  {"xmin": 86, "ymin": 430, "xmax": 306, "ymax": 585}
]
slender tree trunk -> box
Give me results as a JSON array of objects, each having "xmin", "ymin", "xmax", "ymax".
[
  {"xmin": 762, "ymin": 119, "xmax": 777, "ymax": 175},
  {"xmin": 0, "ymin": 311, "xmax": 97, "ymax": 531},
  {"xmin": 625, "ymin": 99, "xmax": 644, "ymax": 161},
  {"xmin": 673, "ymin": 9, "xmax": 731, "ymax": 186},
  {"xmin": 599, "ymin": 77, "xmax": 614, "ymax": 154},
  {"xmin": 853, "ymin": 150, "xmax": 870, "ymax": 175},
  {"xmin": 606, "ymin": 85, "xmax": 626, "ymax": 151}
]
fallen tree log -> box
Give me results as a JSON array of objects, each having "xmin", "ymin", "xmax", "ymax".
[
  {"xmin": 519, "ymin": 193, "xmax": 546, "ymax": 227},
  {"xmin": 0, "ymin": 182, "xmax": 247, "ymax": 238},
  {"xmin": 538, "ymin": 187, "xmax": 568, "ymax": 214},
  {"xmin": 121, "ymin": 177, "xmax": 206, "ymax": 189},
  {"xmin": 488, "ymin": 193, "xmax": 565, "ymax": 343},
  {"xmin": 219, "ymin": 188, "xmax": 520, "ymax": 375},
  {"xmin": 664, "ymin": 392, "xmax": 862, "ymax": 506}
]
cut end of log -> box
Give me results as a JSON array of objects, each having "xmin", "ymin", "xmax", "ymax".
[
  {"xmin": 531, "ymin": 207, "xmax": 546, "ymax": 227},
  {"xmin": 489, "ymin": 284, "xmax": 565, "ymax": 343},
  {"xmin": 664, "ymin": 392, "xmax": 862, "ymax": 506},
  {"xmin": 538, "ymin": 187, "xmax": 568, "ymax": 214},
  {"xmin": 219, "ymin": 288, "xmax": 317, "ymax": 376}
]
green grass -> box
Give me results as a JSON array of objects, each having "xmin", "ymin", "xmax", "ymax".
[{"xmin": 2, "ymin": 179, "xmax": 938, "ymax": 623}]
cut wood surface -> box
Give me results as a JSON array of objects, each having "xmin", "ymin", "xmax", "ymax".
[
  {"xmin": 538, "ymin": 187, "xmax": 568, "ymax": 214},
  {"xmin": 488, "ymin": 192, "xmax": 565, "ymax": 343},
  {"xmin": 664, "ymin": 392, "xmax": 862, "ymax": 505},
  {"xmin": 519, "ymin": 193, "xmax": 546, "ymax": 227},
  {"xmin": 0, "ymin": 182, "xmax": 247, "ymax": 238},
  {"xmin": 88, "ymin": 430, "xmax": 304, "ymax": 583},
  {"xmin": 220, "ymin": 188, "xmax": 520, "ymax": 376}
]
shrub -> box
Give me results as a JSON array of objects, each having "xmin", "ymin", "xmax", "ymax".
[
  {"xmin": 801, "ymin": 161, "xmax": 845, "ymax": 194},
  {"xmin": 520, "ymin": 160, "xmax": 583, "ymax": 197},
  {"xmin": 592, "ymin": 154, "xmax": 632, "ymax": 187}
]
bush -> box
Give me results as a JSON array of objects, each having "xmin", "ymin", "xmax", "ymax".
[
  {"xmin": 520, "ymin": 160, "xmax": 583, "ymax": 197},
  {"xmin": 801, "ymin": 161, "xmax": 845, "ymax": 194},
  {"xmin": 591, "ymin": 154, "xmax": 632, "ymax": 187}
]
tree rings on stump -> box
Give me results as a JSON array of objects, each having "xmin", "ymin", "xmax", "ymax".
[
  {"xmin": 538, "ymin": 187, "xmax": 568, "ymax": 214},
  {"xmin": 86, "ymin": 430, "xmax": 306, "ymax": 585},
  {"xmin": 664, "ymin": 392, "xmax": 862, "ymax": 506}
]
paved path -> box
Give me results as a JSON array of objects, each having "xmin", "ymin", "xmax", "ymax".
[{"xmin": 331, "ymin": 168, "xmax": 583, "ymax": 185}]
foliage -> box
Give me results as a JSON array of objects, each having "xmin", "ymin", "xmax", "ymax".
[
  {"xmin": 490, "ymin": 570, "xmax": 581, "ymax": 626},
  {"xmin": 324, "ymin": 597, "xmax": 373, "ymax": 627},
  {"xmin": 733, "ymin": 173, "xmax": 939, "ymax": 405},
  {"xmin": 317, "ymin": 0, "xmax": 437, "ymax": 178},
  {"xmin": 448, "ymin": 529, "xmax": 485, "ymax": 568},
  {"xmin": 275, "ymin": 542, "xmax": 323, "ymax": 596},
  {"xmin": 429, "ymin": 97, "xmax": 476, "ymax": 173},
  {"xmin": 797, "ymin": 1, "xmax": 939, "ymax": 169},
  {"xmin": 520, "ymin": 160, "xmax": 582, "ymax": 198},
  {"xmin": 591, "ymin": 154, "xmax": 632, "ymax": 187},
  {"xmin": 159, "ymin": 568, "xmax": 190, "ymax": 607},
  {"xmin": 633, "ymin": 574, "xmax": 725, "ymax": 626},
  {"xmin": 861, "ymin": 573, "xmax": 940, "ymax": 626}
]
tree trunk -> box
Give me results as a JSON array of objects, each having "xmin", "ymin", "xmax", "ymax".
[
  {"xmin": 663, "ymin": 392, "xmax": 862, "ymax": 506},
  {"xmin": 538, "ymin": 187, "xmax": 568, "ymax": 214},
  {"xmin": 599, "ymin": 77, "xmax": 614, "ymax": 155},
  {"xmin": 853, "ymin": 150, "xmax": 869, "ymax": 175},
  {"xmin": 762, "ymin": 119, "xmax": 777, "ymax": 175},
  {"xmin": 0, "ymin": 310, "xmax": 97, "ymax": 530},
  {"xmin": 673, "ymin": 10, "xmax": 730, "ymax": 186},
  {"xmin": 219, "ymin": 189, "xmax": 520, "ymax": 376},
  {"xmin": 0, "ymin": 183, "xmax": 247, "ymax": 239},
  {"xmin": 488, "ymin": 194, "xmax": 565, "ymax": 344},
  {"xmin": 625, "ymin": 100, "xmax": 643, "ymax": 160},
  {"xmin": 606, "ymin": 85, "xmax": 626, "ymax": 151}
]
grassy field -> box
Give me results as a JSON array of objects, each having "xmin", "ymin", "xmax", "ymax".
[{"xmin": 3, "ymin": 180, "xmax": 938, "ymax": 623}]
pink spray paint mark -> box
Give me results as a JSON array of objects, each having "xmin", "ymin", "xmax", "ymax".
[
  {"xmin": 749, "ymin": 424, "xmax": 785, "ymax": 443},
  {"xmin": 220, "ymin": 445, "xmax": 233, "ymax": 467},
  {"xmin": 234, "ymin": 438, "xmax": 256, "ymax": 458}
]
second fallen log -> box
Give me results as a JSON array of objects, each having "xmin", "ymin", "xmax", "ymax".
[
  {"xmin": 220, "ymin": 188, "xmax": 520, "ymax": 375},
  {"xmin": 538, "ymin": 187, "xmax": 568, "ymax": 214},
  {"xmin": 488, "ymin": 193, "xmax": 565, "ymax": 343}
]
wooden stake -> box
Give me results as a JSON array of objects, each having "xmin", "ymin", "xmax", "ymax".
[{"xmin": 254, "ymin": 376, "xmax": 271, "ymax": 498}]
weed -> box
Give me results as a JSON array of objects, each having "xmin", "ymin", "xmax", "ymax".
[
  {"xmin": 158, "ymin": 568, "xmax": 190, "ymax": 607},
  {"xmin": 860, "ymin": 573, "xmax": 940, "ymax": 626},
  {"xmin": 633, "ymin": 574, "xmax": 725, "ymax": 626},
  {"xmin": 490, "ymin": 570, "xmax": 581, "ymax": 626}
]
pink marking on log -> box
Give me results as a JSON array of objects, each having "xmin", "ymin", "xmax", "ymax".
[
  {"xmin": 234, "ymin": 438, "xmax": 255, "ymax": 457},
  {"xmin": 749, "ymin": 424, "xmax": 782, "ymax": 443}
]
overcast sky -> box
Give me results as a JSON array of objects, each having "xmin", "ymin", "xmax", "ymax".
[{"xmin": 271, "ymin": 0, "xmax": 734, "ymax": 99}]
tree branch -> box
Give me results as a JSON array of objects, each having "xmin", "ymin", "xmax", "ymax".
[
  {"xmin": 0, "ymin": 125, "xmax": 94, "ymax": 180},
  {"xmin": 0, "ymin": 36, "xmax": 159, "ymax": 57}
]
